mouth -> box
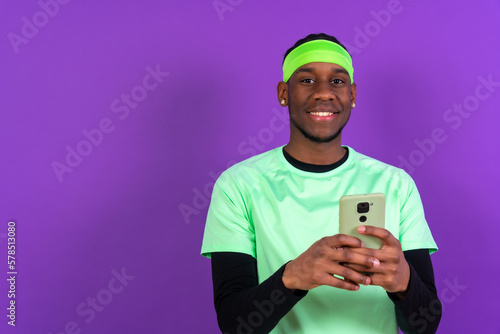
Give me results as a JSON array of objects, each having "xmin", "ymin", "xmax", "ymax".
[
  {"xmin": 308, "ymin": 111, "xmax": 337, "ymax": 116},
  {"xmin": 307, "ymin": 108, "xmax": 339, "ymax": 120}
]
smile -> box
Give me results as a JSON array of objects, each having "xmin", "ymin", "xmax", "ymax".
[{"xmin": 308, "ymin": 111, "xmax": 336, "ymax": 116}]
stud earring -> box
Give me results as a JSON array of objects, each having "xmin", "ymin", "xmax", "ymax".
[
  {"xmin": 281, "ymin": 99, "xmax": 286, "ymax": 105},
  {"xmin": 351, "ymin": 102, "xmax": 356, "ymax": 108}
]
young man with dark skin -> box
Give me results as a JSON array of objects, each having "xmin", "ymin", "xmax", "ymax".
[
  {"xmin": 202, "ymin": 33, "xmax": 441, "ymax": 333},
  {"xmin": 278, "ymin": 62, "xmax": 411, "ymax": 298}
]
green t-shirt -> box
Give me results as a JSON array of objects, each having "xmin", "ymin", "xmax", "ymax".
[{"xmin": 201, "ymin": 146, "xmax": 437, "ymax": 333}]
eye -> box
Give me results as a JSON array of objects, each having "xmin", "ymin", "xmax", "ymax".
[
  {"xmin": 332, "ymin": 79, "xmax": 344, "ymax": 84},
  {"xmin": 301, "ymin": 78, "xmax": 315, "ymax": 84}
]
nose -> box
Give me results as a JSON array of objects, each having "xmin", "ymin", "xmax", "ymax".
[{"xmin": 313, "ymin": 81, "xmax": 334, "ymax": 101}]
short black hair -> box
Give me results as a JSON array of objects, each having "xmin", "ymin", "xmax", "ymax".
[{"xmin": 283, "ymin": 33, "xmax": 349, "ymax": 64}]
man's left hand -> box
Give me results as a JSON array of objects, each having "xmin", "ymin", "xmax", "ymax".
[{"xmin": 344, "ymin": 225, "xmax": 410, "ymax": 298}]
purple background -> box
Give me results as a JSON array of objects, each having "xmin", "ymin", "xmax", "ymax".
[{"xmin": 1, "ymin": 1, "xmax": 499, "ymax": 333}]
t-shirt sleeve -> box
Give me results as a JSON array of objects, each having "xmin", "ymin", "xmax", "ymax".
[
  {"xmin": 398, "ymin": 173, "xmax": 438, "ymax": 254},
  {"xmin": 201, "ymin": 172, "xmax": 256, "ymax": 259}
]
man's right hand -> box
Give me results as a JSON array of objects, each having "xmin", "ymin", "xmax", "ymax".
[{"xmin": 282, "ymin": 234, "xmax": 380, "ymax": 291}]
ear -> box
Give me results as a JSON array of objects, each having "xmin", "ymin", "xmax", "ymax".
[
  {"xmin": 350, "ymin": 82, "xmax": 357, "ymax": 108},
  {"xmin": 277, "ymin": 81, "xmax": 288, "ymax": 107}
]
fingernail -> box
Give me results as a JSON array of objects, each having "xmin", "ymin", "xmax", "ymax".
[
  {"xmin": 358, "ymin": 226, "xmax": 366, "ymax": 233},
  {"xmin": 373, "ymin": 259, "xmax": 380, "ymax": 267}
]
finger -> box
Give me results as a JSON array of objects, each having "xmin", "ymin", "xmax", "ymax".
[
  {"xmin": 349, "ymin": 246, "xmax": 403, "ymax": 275},
  {"xmin": 331, "ymin": 248, "xmax": 380, "ymax": 268},
  {"xmin": 342, "ymin": 263, "xmax": 373, "ymax": 273},
  {"xmin": 341, "ymin": 259, "xmax": 383, "ymax": 273},
  {"xmin": 312, "ymin": 244, "xmax": 362, "ymax": 264},
  {"xmin": 348, "ymin": 247, "xmax": 390, "ymax": 267},
  {"xmin": 363, "ymin": 272, "xmax": 385, "ymax": 288},
  {"xmin": 324, "ymin": 264, "xmax": 372, "ymax": 288},
  {"xmin": 357, "ymin": 226, "xmax": 397, "ymax": 246},
  {"xmin": 325, "ymin": 234, "xmax": 365, "ymax": 249},
  {"xmin": 322, "ymin": 274, "xmax": 362, "ymax": 291},
  {"xmin": 348, "ymin": 247, "xmax": 380, "ymax": 258},
  {"xmin": 344, "ymin": 267, "xmax": 375, "ymax": 277},
  {"xmin": 344, "ymin": 273, "xmax": 373, "ymax": 286}
]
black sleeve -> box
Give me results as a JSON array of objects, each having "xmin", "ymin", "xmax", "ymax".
[
  {"xmin": 211, "ymin": 252, "xmax": 307, "ymax": 334},
  {"xmin": 211, "ymin": 250, "xmax": 442, "ymax": 334},
  {"xmin": 388, "ymin": 249, "xmax": 442, "ymax": 334}
]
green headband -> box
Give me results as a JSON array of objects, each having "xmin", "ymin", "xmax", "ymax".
[{"xmin": 282, "ymin": 40, "xmax": 354, "ymax": 83}]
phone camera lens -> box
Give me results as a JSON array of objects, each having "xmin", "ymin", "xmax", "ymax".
[
  {"xmin": 357, "ymin": 202, "xmax": 370, "ymax": 214},
  {"xmin": 359, "ymin": 216, "xmax": 367, "ymax": 223}
]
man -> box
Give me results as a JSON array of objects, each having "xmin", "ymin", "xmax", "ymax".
[{"xmin": 201, "ymin": 33, "xmax": 442, "ymax": 333}]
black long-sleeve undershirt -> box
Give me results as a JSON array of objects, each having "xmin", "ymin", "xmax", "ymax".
[
  {"xmin": 211, "ymin": 249, "xmax": 441, "ymax": 334},
  {"xmin": 391, "ymin": 250, "xmax": 442, "ymax": 333}
]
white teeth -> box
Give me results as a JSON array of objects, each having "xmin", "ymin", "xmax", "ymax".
[{"xmin": 310, "ymin": 112, "xmax": 334, "ymax": 116}]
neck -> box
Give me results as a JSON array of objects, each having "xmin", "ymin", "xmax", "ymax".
[{"xmin": 284, "ymin": 136, "xmax": 346, "ymax": 165}]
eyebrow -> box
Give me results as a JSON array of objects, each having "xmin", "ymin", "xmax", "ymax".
[{"xmin": 297, "ymin": 67, "xmax": 349, "ymax": 75}]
